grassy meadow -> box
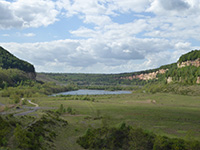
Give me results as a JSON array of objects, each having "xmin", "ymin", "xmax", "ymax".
[{"xmin": 15, "ymin": 92, "xmax": 200, "ymax": 149}]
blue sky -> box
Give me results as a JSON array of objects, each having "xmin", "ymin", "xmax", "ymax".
[{"xmin": 0, "ymin": 0, "xmax": 200, "ymax": 73}]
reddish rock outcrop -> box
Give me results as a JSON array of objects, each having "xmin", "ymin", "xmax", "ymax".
[
  {"xmin": 177, "ymin": 58, "xmax": 200, "ymax": 68},
  {"xmin": 120, "ymin": 69, "xmax": 167, "ymax": 81}
]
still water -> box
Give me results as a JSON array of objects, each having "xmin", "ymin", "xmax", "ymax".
[{"xmin": 53, "ymin": 89, "xmax": 132, "ymax": 96}]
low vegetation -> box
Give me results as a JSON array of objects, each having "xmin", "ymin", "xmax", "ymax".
[
  {"xmin": 1, "ymin": 91, "xmax": 200, "ymax": 149},
  {"xmin": 0, "ymin": 81, "xmax": 78, "ymax": 100},
  {"xmin": 56, "ymin": 94, "xmax": 95, "ymax": 102},
  {"xmin": 143, "ymin": 83, "xmax": 200, "ymax": 96}
]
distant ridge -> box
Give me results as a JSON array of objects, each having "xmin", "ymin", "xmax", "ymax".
[{"xmin": 37, "ymin": 49, "xmax": 200, "ymax": 86}]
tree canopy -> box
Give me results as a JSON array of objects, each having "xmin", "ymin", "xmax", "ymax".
[{"xmin": 178, "ymin": 50, "xmax": 200, "ymax": 63}]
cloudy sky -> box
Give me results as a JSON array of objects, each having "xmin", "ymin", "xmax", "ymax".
[{"xmin": 0, "ymin": 0, "xmax": 200, "ymax": 73}]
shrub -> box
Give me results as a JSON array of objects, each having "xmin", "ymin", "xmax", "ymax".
[{"xmin": 77, "ymin": 123, "xmax": 200, "ymax": 150}]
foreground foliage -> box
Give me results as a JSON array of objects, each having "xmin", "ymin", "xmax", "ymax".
[
  {"xmin": 77, "ymin": 123, "xmax": 200, "ymax": 150},
  {"xmin": 0, "ymin": 111, "xmax": 68, "ymax": 150}
]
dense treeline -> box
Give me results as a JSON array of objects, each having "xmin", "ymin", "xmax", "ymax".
[
  {"xmin": 38, "ymin": 72, "xmax": 155, "ymax": 87},
  {"xmin": 37, "ymin": 63, "xmax": 178, "ymax": 87},
  {"xmin": 159, "ymin": 63, "xmax": 177, "ymax": 70},
  {"xmin": 38, "ymin": 72, "xmax": 142, "ymax": 86},
  {"xmin": 77, "ymin": 123, "xmax": 200, "ymax": 150},
  {"xmin": 0, "ymin": 46, "xmax": 35, "ymax": 73},
  {"xmin": 0, "ymin": 81, "xmax": 78, "ymax": 99},
  {"xmin": 78, "ymin": 85, "xmax": 140, "ymax": 91},
  {"xmin": 178, "ymin": 50, "xmax": 200, "ymax": 63}
]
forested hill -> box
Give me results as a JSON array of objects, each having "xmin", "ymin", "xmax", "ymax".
[
  {"xmin": 0, "ymin": 46, "xmax": 35, "ymax": 73},
  {"xmin": 178, "ymin": 50, "xmax": 200, "ymax": 63},
  {"xmin": 0, "ymin": 46, "xmax": 36, "ymax": 88}
]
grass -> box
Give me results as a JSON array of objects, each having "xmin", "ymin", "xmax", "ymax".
[{"xmin": 1, "ymin": 92, "xmax": 200, "ymax": 149}]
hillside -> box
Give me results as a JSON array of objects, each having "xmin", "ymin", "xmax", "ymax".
[
  {"xmin": 0, "ymin": 46, "xmax": 35, "ymax": 73},
  {"xmin": 0, "ymin": 46, "xmax": 36, "ymax": 88},
  {"xmin": 111, "ymin": 50, "xmax": 200, "ymax": 85},
  {"xmin": 178, "ymin": 50, "xmax": 200, "ymax": 63}
]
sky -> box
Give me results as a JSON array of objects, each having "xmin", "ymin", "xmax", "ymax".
[{"xmin": 0, "ymin": 0, "xmax": 200, "ymax": 73}]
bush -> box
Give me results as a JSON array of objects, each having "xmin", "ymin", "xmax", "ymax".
[
  {"xmin": 0, "ymin": 116, "xmax": 11, "ymax": 147},
  {"xmin": 56, "ymin": 104, "xmax": 66, "ymax": 115},
  {"xmin": 77, "ymin": 123, "xmax": 155, "ymax": 150},
  {"xmin": 77, "ymin": 123, "xmax": 200, "ymax": 150}
]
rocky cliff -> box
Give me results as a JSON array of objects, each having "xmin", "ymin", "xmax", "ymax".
[
  {"xmin": 120, "ymin": 69, "xmax": 167, "ymax": 81},
  {"xmin": 177, "ymin": 58, "xmax": 200, "ymax": 68}
]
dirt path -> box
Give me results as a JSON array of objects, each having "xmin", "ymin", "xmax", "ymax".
[
  {"xmin": 28, "ymin": 100, "xmax": 39, "ymax": 107},
  {"xmin": 0, "ymin": 99, "xmax": 40, "ymax": 116},
  {"xmin": 13, "ymin": 99, "xmax": 39, "ymax": 116},
  {"xmin": 1, "ymin": 99, "xmax": 54, "ymax": 116}
]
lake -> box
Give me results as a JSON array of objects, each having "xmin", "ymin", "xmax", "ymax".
[{"xmin": 53, "ymin": 89, "xmax": 132, "ymax": 96}]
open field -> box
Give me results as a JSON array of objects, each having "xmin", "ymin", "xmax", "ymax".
[
  {"xmin": 30, "ymin": 92, "xmax": 200, "ymax": 149},
  {"xmin": 1, "ymin": 92, "xmax": 200, "ymax": 149}
]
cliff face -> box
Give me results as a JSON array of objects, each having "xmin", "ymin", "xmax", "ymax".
[
  {"xmin": 121, "ymin": 69, "xmax": 167, "ymax": 81},
  {"xmin": 167, "ymin": 77, "xmax": 173, "ymax": 83},
  {"xmin": 177, "ymin": 58, "xmax": 200, "ymax": 68}
]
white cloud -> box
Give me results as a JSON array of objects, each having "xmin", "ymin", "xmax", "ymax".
[
  {"xmin": 0, "ymin": 0, "xmax": 59, "ymax": 29},
  {"xmin": 24, "ymin": 33, "xmax": 36, "ymax": 37},
  {"xmin": 159, "ymin": 0, "xmax": 190, "ymax": 11},
  {"xmin": 2, "ymin": 34, "xmax": 10, "ymax": 37},
  {"xmin": 0, "ymin": 36, "xmax": 184, "ymax": 73},
  {"xmin": 147, "ymin": 0, "xmax": 200, "ymax": 16},
  {"xmin": 175, "ymin": 42, "xmax": 191, "ymax": 50},
  {"xmin": 12, "ymin": 0, "xmax": 59, "ymax": 28},
  {"xmin": 70, "ymin": 27, "xmax": 99, "ymax": 38},
  {"xmin": 111, "ymin": 0, "xmax": 150, "ymax": 13},
  {"xmin": 1, "ymin": 0, "xmax": 200, "ymax": 73},
  {"xmin": 0, "ymin": 1, "xmax": 23, "ymax": 29}
]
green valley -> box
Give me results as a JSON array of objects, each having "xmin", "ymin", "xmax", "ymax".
[{"xmin": 1, "ymin": 47, "xmax": 200, "ymax": 149}]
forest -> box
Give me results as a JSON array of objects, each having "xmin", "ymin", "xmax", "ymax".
[{"xmin": 178, "ymin": 50, "xmax": 200, "ymax": 63}]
